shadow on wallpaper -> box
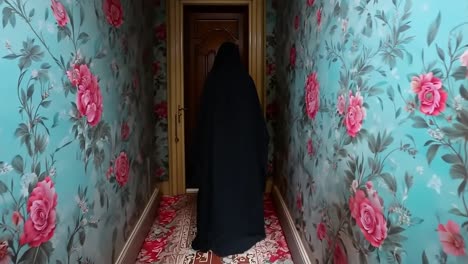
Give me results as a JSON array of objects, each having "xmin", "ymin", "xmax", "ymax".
[
  {"xmin": 0, "ymin": 0, "xmax": 156, "ymax": 263},
  {"xmin": 275, "ymin": 0, "xmax": 468, "ymax": 263}
]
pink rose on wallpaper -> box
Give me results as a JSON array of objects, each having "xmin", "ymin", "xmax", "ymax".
[
  {"xmin": 296, "ymin": 192, "xmax": 303, "ymax": 212},
  {"xmin": 0, "ymin": 241, "xmax": 10, "ymax": 264},
  {"xmin": 12, "ymin": 211, "xmax": 23, "ymax": 226},
  {"xmin": 307, "ymin": 0, "xmax": 315, "ymax": 6},
  {"xmin": 333, "ymin": 243, "xmax": 348, "ymax": 264},
  {"xmin": 307, "ymin": 139, "xmax": 313, "ymax": 156},
  {"xmin": 155, "ymin": 167, "xmax": 165, "ymax": 178},
  {"xmin": 121, "ymin": 122, "xmax": 130, "ymax": 140},
  {"xmin": 290, "ymin": 45, "xmax": 296, "ymax": 68},
  {"xmin": 51, "ymin": 0, "xmax": 69, "ymax": 27},
  {"xmin": 155, "ymin": 24, "xmax": 167, "ymax": 40},
  {"xmin": 266, "ymin": 102, "xmax": 277, "ymax": 120},
  {"xmin": 316, "ymin": 8, "xmax": 322, "ymax": 28},
  {"xmin": 305, "ymin": 72, "xmax": 320, "ymax": 119},
  {"xmin": 345, "ymin": 91, "xmax": 366, "ymax": 137},
  {"xmin": 106, "ymin": 165, "xmax": 113, "ymax": 180},
  {"xmin": 267, "ymin": 63, "xmax": 276, "ymax": 76},
  {"xmin": 114, "ymin": 152, "xmax": 130, "ymax": 187},
  {"xmin": 316, "ymin": 222, "xmax": 326, "ymax": 240},
  {"xmin": 153, "ymin": 61, "xmax": 161, "ymax": 76},
  {"xmin": 154, "ymin": 101, "xmax": 168, "ymax": 119},
  {"xmin": 337, "ymin": 94, "xmax": 346, "ymax": 115},
  {"xmin": 103, "ymin": 0, "xmax": 124, "ymax": 27},
  {"xmin": 77, "ymin": 75, "xmax": 103, "ymax": 126},
  {"xmin": 461, "ymin": 50, "xmax": 468, "ymax": 68},
  {"xmin": 67, "ymin": 64, "xmax": 92, "ymax": 88},
  {"xmin": 437, "ymin": 220, "xmax": 466, "ymax": 256},
  {"xmin": 411, "ymin": 72, "xmax": 447, "ymax": 116},
  {"xmin": 294, "ymin": 15, "xmax": 300, "ymax": 30},
  {"xmin": 20, "ymin": 177, "xmax": 57, "ymax": 247},
  {"xmin": 349, "ymin": 189, "xmax": 387, "ymax": 247}
]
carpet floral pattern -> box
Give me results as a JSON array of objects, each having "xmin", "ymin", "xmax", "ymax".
[{"xmin": 136, "ymin": 195, "xmax": 293, "ymax": 264}]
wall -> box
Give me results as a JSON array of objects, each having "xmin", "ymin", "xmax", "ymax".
[
  {"xmin": 275, "ymin": 0, "xmax": 468, "ymax": 263},
  {"xmin": 152, "ymin": 0, "xmax": 277, "ymax": 180},
  {"xmin": 0, "ymin": 0, "xmax": 156, "ymax": 263},
  {"xmin": 153, "ymin": 0, "xmax": 169, "ymax": 181}
]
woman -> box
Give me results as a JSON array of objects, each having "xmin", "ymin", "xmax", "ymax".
[{"xmin": 190, "ymin": 42, "xmax": 269, "ymax": 257}]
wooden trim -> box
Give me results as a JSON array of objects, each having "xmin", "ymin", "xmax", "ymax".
[
  {"xmin": 272, "ymin": 185, "xmax": 315, "ymax": 264},
  {"xmin": 166, "ymin": 0, "xmax": 266, "ymax": 195},
  {"xmin": 115, "ymin": 186, "xmax": 161, "ymax": 264}
]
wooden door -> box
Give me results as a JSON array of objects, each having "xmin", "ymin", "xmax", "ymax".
[{"xmin": 184, "ymin": 6, "xmax": 248, "ymax": 189}]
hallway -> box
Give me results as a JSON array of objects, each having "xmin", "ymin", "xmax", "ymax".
[
  {"xmin": 136, "ymin": 195, "xmax": 292, "ymax": 264},
  {"xmin": 0, "ymin": 0, "xmax": 468, "ymax": 263}
]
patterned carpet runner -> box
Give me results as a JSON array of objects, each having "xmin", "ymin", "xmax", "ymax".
[{"xmin": 136, "ymin": 194, "xmax": 294, "ymax": 264}]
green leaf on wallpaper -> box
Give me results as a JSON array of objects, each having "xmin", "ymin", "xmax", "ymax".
[
  {"xmin": 411, "ymin": 116, "xmax": 428, "ymax": 128},
  {"xmin": 422, "ymin": 251, "xmax": 429, "ymax": 264},
  {"xmin": 80, "ymin": 6, "xmax": 85, "ymax": 26},
  {"xmin": 9, "ymin": 11, "xmax": 15, "ymax": 27},
  {"xmin": 395, "ymin": 108, "xmax": 402, "ymax": 119},
  {"xmin": 441, "ymin": 126, "xmax": 466, "ymax": 139},
  {"xmin": 27, "ymin": 84, "xmax": 34, "ymax": 99},
  {"xmin": 405, "ymin": 172, "xmax": 414, "ymax": 190},
  {"xmin": 426, "ymin": 144, "xmax": 441, "ymax": 165},
  {"xmin": 44, "ymin": 8, "xmax": 49, "ymax": 20},
  {"xmin": 452, "ymin": 67, "xmax": 468, "ymax": 81},
  {"xmin": 458, "ymin": 179, "xmax": 467, "ymax": 196},
  {"xmin": 442, "ymin": 154, "xmax": 460, "ymax": 164},
  {"xmin": 18, "ymin": 242, "xmax": 53, "ymax": 264},
  {"xmin": 387, "ymin": 86, "xmax": 395, "ymax": 101},
  {"xmin": 436, "ymin": 44, "xmax": 445, "ymax": 61},
  {"xmin": 2, "ymin": 7, "xmax": 12, "ymax": 28},
  {"xmin": 379, "ymin": 173, "xmax": 397, "ymax": 193},
  {"xmin": 460, "ymin": 85, "xmax": 468, "ymax": 100},
  {"xmin": 450, "ymin": 164, "xmax": 467, "ymax": 179},
  {"xmin": 34, "ymin": 134, "xmax": 47, "ymax": 154},
  {"xmin": 2, "ymin": 53, "xmax": 20, "ymax": 59},
  {"xmin": 427, "ymin": 11, "xmax": 441, "ymax": 46},
  {"xmin": 449, "ymin": 207, "xmax": 467, "ymax": 217},
  {"xmin": 377, "ymin": 97, "xmax": 384, "ymax": 111},
  {"xmin": 40, "ymin": 100, "xmax": 51, "ymax": 108},
  {"xmin": 79, "ymin": 229, "xmax": 86, "ymax": 245},
  {"xmin": 0, "ymin": 180, "xmax": 8, "ymax": 194},
  {"xmin": 78, "ymin": 32, "xmax": 90, "ymax": 45},
  {"xmin": 52, "ymin": 113, "xmax": 59, "ymax": 128},
  {"xmin": 11, "ymin": 155, "xmax": 24, "ymax": 174},
  {"xmin": 29, "ymin": 8, "xmax": 35, "ymax": 18}
]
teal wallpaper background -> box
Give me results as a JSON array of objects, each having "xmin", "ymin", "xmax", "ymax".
[
  {"xmin": 275, "ymin": 0, "xmax": 468, "ymax": 263},
  {"xmin": 0, "ymin": 0, "xmax": 156, "ymax": 263}
]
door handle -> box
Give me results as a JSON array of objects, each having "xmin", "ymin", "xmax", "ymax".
[
  {"xmin": 175, "ymin": 105, "xmax": 188, "ymax": 143},
  {"xmin": 177, "ymin": 105, "xmax": 188, "ymax": 123}
]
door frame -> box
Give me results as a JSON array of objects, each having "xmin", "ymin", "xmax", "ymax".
[{"xmin": 165, "ymin": 0, "xmax": 266, "ymax": 195}]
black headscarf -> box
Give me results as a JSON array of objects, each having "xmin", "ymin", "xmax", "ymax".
[{"xmin": 191, "ymin": 42, "xmax": 269, "ymax": 256}]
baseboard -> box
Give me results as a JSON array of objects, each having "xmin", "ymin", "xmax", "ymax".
[
  {"xmin": 115, "ymin": 186, "xmax": 161, "ymax": 264},
  {"xmin": 272, "ymin": 185, "xmax": 314, "ymax": 264}
]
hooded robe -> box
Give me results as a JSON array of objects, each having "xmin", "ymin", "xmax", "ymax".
[{"xmin": 190, "ymin": 42, "xmax": 270, "ymax": 256}]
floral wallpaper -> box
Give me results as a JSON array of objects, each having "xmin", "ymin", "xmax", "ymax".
[
  {"xmin": 266, "ymin": 0, "xmax": 277, "ymax": 177},
  {"xmin": 0, "ymin": 0, "xmax": 156, "ymax": 263},
  {"xmin": 153, "ymin": 0, "xmax": 168, "ymax": 181},
  {"xmin": 151, "ymin": 0, "xmax": 277, "ymax": 181},
  {"xmin": 275, "ymin": 0, "xmax": 468, "ymax": 263}
]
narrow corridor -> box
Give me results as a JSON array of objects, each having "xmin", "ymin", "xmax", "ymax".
[{"xmin": 136, "ymin": 195, "xmax": 293, "ymax": 264}]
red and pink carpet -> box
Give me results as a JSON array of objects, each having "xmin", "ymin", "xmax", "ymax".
[{"xmin": 136, "ymin": 194, "xmax": 293, "ymax": 264}]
